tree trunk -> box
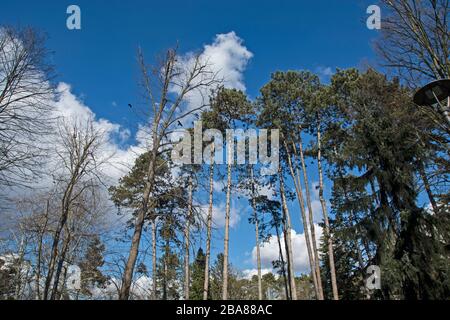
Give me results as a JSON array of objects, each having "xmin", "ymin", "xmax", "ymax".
[
  {"xmin": 418, "ymin": 160, "xmax": 438, "ymax": 215},
  {"xmin": 184, "ymin": 177, "xmax": 193, "ymax": 300},
  {"xmin": 292, "ymin": 138, "xmax": 324, "ymax": 300},
  {"xmin": 279, "ymin": 169, "xmax": 297, "ymax": 300},
  {"xmin": 119, "ymin": 142, "xmax": 159, "ymax": 300},
  {"xmin": 152, "ymin": 218, "xmax": 157, "ymax": 300},
  {"xmin": 283, "ymin": 139, "xmax": 320, "ymax": 298},
  {"xmin": 14, "ymin": 235, "xmax": 26, "ymax": 300},
  {"xmin": 36, "ymin": 199, "xmax": 49, "ymax": 300},
  {"xmin": 50, "ymin": 229, "xmax": 71, "ymax": 300},
  {"xmin": 222, "ymin": 157, "xmax": 232, "ymax": 300},
  {"xmin": 250, "ymin": 167, "xmax": 263, "ymax": 300},
  {"xmin": 281, "ymin": 218, "xmax": 293, "ymax": 300},
  {"xmin": 44, "ymin": 182, "xmax": 76, "ymax": 300},
  {"xmin": 316, "ymin": 126, "xmax": 339, "ymax": 300},
  {"xmin": 275, "ymin": 222, "xmax": 289, "ymax": 300},
  {"xmin": 203, "ymin": 159, "xmax": 214, "ymax": 300},
  {"xmin": 162, "ymin": 238, "xmax": 169, "ymax": 300}
]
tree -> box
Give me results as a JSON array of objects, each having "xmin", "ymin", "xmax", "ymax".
[
  {"xmin": 208, "ymin": 87, "xmax": 253, "ymax": 300},
  {"xmin": 325, "ymin": 68, "xmax": 450, "ymax": 299},
  {"xmin": 118, "ymin": 47, "xmax": 220, "ymax": 300},
  {"xmin": 376, "ymin": 0, "xmax": 450, "ymax": 86},
  {"xmin": 190, "ymin": 248, "xmax": 206, "ymax": 300},
  {"xmin": 110, "ymin": 151, "xmax": 188, "ymax": 300},
  {"xmin": 79, "ymin": 236, "xmax": 108, "ymax": 297},
  {"xmin": 200, "ymin": 104, "xmax": 228, "ymax": 300},
  {"xmin": 43, "ymin": 118, "xmax": 109, "ymax": 300},
  {"xmin": 257, "ymin": 71, "xmax": 326, "ymax": 299},
  {"xmin": 0, "ymin": 26, "xmax": 54, "ymax": 189},
  {"xmin": 376, "ymin": 0, "xmax": 450, "ymax": 219},
  {"xmin": 156, "ymin": 214, "xmax": 182, "ymax": 300}
]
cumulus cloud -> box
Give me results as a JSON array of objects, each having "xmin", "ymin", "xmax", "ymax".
[
  {"xmin": 251, "ymin": 225, "xmax": 323, "ymax": 275},
  {"xmin": 51, "ymin": 83, "xmax": 148, "ymax": 185},
  {"xmin": 169, "ymin": 31, "xmax": 253, "ymax": 131},
  {"xmin": 202, "ymin": 31, "xmax": 253, "ymax": 91},
  {"xmin": 241, "ymin": 268, "xmax": 273, "ymax": 280},
  {"xmin": 199, "ymin": 200, "xmax": 241, "ymax": 229},
  {"xmin": 48, "ymin": 32, "xmax": 253, "ymax": 188},
  {"xmin": 90, "ymin": 276, "xmax": 153, "ymax": 300},
  {"xmin": 316, "ymin": 66, "xmax": 334, "ymax": 82}
]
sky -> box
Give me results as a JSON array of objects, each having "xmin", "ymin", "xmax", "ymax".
[{"xmin": 1, "ymin": 0, "xmax": 383, "ymax": 276}]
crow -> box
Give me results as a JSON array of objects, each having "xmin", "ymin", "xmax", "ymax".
[
  {"xmin": 128, "ymin": 103, "xmax": 133, "ymax": 109},
  {"xmin": 177, "ymin": 121, "xmax": 183, "ymax": 127}
]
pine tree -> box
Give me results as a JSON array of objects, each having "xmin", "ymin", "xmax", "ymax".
[
  {"xmin": 190, "ymin": 248, "xmax": 206, "ymax": 300},
  {"xmin": 79, "ymin": 236, "xmax": 107, "ymax": 297},
  {"xmin": 323, "ymin": 68, "xmax": 450, "ymax": 299}
]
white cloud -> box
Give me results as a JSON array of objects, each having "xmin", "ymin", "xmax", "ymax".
[
  {"xmin": 241, "ymin": 268, "xmax": 273, "ymax": 280},
  {"xmin": 90, "ymin": 276, "xmax": 153, "ymax": 300},
  {"xmin": 316, "ymin": 66, "xmax": 334, "ymax": 82},
  {"xmin": 52, "ymin": 83, "xmax": 147, "ymax": 185},
  {"xmin": 201, "ymin": 31, "xmax": 253, "ymax": 91},
  {"xmin": 251, "ymin": 225, "xmax": 323, "ymax": 275},
  {"xmin": 169, "ymin": 31, "xmax": 253, "ymax": 132},
  {"xmin": 199, "ymin": 200, "xmax": 241, "ymax": 229}
]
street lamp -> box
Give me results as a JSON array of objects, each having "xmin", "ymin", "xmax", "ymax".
[{"xmin": 413, "ymin": 79, "xmax": 450, "ymax": 127}]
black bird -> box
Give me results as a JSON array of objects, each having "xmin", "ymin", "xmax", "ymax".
[
  {"xmin": 128, "ymin": 103, "xmax": 133, "ymax": 109},
  {"xmin": 194, "ymin": 113, "xmax": 199, "ymax": 120},
  {"xmin": 177, "ymin": 121, "xmax": 183, "ymax": 127}
]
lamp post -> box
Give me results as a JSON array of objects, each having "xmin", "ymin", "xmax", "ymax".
[{"xmin": 413, "ymin": 79, "xmax": 450, "ymax": 128}]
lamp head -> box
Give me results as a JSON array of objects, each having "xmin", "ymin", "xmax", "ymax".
[{"xmin": 413, "ymin": 79, "xmax": 450, "ymax": 106}]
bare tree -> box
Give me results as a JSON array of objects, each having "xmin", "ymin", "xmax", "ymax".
[
  {"xmin": 0, "ymin": 26, "xmax": 54, "ymax": 189},
  {"xmin": 377, "ymin": 0, "xmax": 450, "ymax": 86},
  {"xmin": 118, "ymin": 47, "xmax": 220, "ymax": 300},
  {"xmin": 43, "ymin": 118, "xmax": 109, "ymax": 300}
]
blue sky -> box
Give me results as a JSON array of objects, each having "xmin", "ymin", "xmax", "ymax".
[{"xmin": 1, "ymin": 1, "xmax": 383, "ymax": 275}]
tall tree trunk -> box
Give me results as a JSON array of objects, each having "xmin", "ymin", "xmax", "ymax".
[
  {"xmin": 275, "ymin": 222, "xmax": 289, "ymax": 300},
  {"xmin": 418, "ymin": 160, "xmax": 438, "ymax": 215},
  {"xmin": 316, "ymin": 125, "xmax": 339, "ymax": 300},
  {"xmin": 14, "ymin": 235, "xmax": 26, "ymax": 300},
  {"xmin": 50, "ymin": 229, "xmax": 71, "ymax": 300},
  {"xmin": 222, "ymin": 160, "xmax": 232, "ymax": 300},
  {"xmin": 283, "ymin": 139, "xmax": 320, "ymax": 298},
  {"xmin": 279, "ymin": 169, "xmax": 298, "ymax": 300},
  {"xmin": 36, "ymin": 199, "xmax": 49, "ymax": 300},
  {"xmin": 281, "ymin": 217, "xmax": 293, "ymax": 300},
  {"xmin": 152, "ymin": 218, "xmax": 157, "ymax": 300},
  {"xmin": 119, "ymin": 142, "xmax": 159, "ymax": 300},
  {"xmin": 162, "ymin": 238, "xmax": 169, "ymax": 300},
  {"xmin": 44, "ymin": 181, "xmax": 76, "ymax": 300},
  {"xmin": 292, "ymin": 138, "xmax": 324, "ymax": 300},
  {"xmin": 119, "ymin": 206, "xmax": 146, "ymax": 300},
  {"xmin": 203, "ymin": 158, "xmax": 214, "ymax": 300},
  {"xmin": 184, "ymin": 177, "xmax": 193, "ymax": 300},
  {"xmin": 250, "ymin": 167, "xmax": 263, "ymax": 300}
]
